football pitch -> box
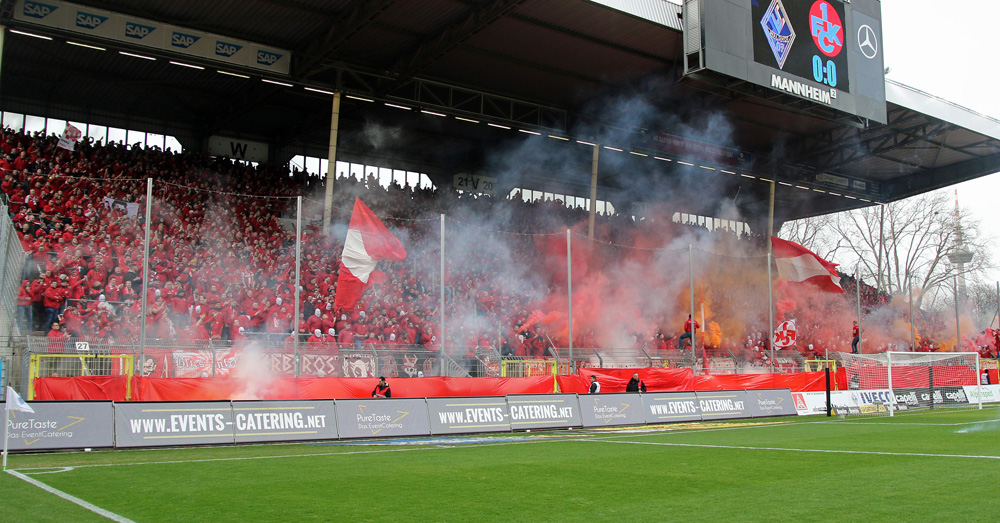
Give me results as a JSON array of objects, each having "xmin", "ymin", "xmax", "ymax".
[{"xmin": 4, "ymin": 407, "xmax": 999, "ymax": 522}]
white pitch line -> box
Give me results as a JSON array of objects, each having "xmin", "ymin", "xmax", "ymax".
[
  {"xmin": 13, "ymin": 435, "xmax": 579, "ymax": 473},
  {"xmin": 16, "ymin": 445, "xmax": 439, "ymax": 472},
  {"xmin": 9, "ymin": 423, "xmax": 811, "ymax": 473},
  {"xmin": 11, "ymin": 413, "xmax": 1000, "ymax": 473},
  {"xmin": 583, "ymin": 438, "xmax": 1000, "ymax": 460},
  {"xmin": 24, "ymin": 466, "xmax": 76, "ymax": 475},
  {"xmin": 827, "ymin": 419, "xmax": 1000, "ymax": 427},
  {"xmin": 6, "ymin": 469, "xmax": 137, "ymax": 522}
]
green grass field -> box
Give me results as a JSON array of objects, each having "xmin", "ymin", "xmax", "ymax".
[{"xmin": 3, "ymin": 407, "xmax": 999, "ymax": 522}]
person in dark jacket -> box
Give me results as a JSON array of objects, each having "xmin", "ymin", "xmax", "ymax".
[
  {"xmin": 625, "ymin": 372, "xmax": 646, "ymax": 393},
  {"xmin": 372, "ymin": 376, "xmax": 391, "ymax": 398}
]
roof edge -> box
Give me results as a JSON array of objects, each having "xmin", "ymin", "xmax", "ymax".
[
  {"xmin": 585, "ymin": 0, "xmax": 684, "ymax": 31},
  {"xmin": 886, "ymin": 79, "xmax": 1000, "ymax": 140}
]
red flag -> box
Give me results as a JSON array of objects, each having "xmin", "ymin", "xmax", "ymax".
[
  {"xmin": 57, "ymin": 123, "xmax": 82, "ymax": 151},
  {"xmin": 334, "ymin": 198, "xmax": 407, "ymax": 310},
  {"xmin": 770, "ymin": 236, "xmax": 843, "ymax": 293}
]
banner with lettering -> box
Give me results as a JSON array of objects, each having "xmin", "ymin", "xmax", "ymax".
[{"xmin": 427, "ymin": 397, "xmax": 510, "ymax": 434}]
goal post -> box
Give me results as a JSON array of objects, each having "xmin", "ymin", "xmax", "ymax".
[
  {"xmin": 28, "ymin": 353, "xmax": 134, "ymax": 400},
  {"xmin": 838, "ymin": 351, "xmax": 981, "ymax": 416},
  {"xmin": 500, "ymin": 358, "xmax": 557, "ymax": 378}
]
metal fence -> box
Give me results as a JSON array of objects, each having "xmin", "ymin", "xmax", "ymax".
[
  {"xmin": 544, "ymin": 345, "xmax": 807, "ymax": 375},
  {"xmin": 0, "ymin": 204, "xmax": 26, "ymax": 340},
  {"xmin": 19, "ymin": 337, "xmax": 500, "ymax": 388},
  {"xmin": 15, "ymin": 333, "xmax": 816, "ymax": 397},
  {"xmin": 0, "ymin": 204, "xmax": 27, "ymax": 395}
]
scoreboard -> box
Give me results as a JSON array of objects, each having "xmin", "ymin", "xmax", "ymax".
[{"xmin": 683, "ymin": 0, "xmax": 886, "ymax": 124}]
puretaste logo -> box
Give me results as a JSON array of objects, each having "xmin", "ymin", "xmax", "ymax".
[{"xmin": 23, "ymin": 1, "xmax": 57, "ymax": 19}]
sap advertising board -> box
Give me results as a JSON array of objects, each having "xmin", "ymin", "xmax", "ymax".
[
  {"xmin": 691, "ymin": 0, "xmax": 886, "ymax": 123},
  {"xmin": 14, "ymin": 0, "xmax": 290, "ymax": 75}
]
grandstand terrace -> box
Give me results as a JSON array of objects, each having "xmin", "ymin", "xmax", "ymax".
[
  {"xmin": 2, "ymin": 126, "xmax": 992, "ymax": 383},
  {"xmin": 1, "ymin": 0, "xmax": 999, "ymax": 391}
]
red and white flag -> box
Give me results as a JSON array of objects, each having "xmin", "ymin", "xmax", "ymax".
[
  {"xmin": 771, "ymin": 236, "xmax": 843, "ymax": 293},
  {"xmin": 773, "ymin": 319, "xmax": 797, "ymax": 347},
  {"xmin": 56, "ymin": 123, "xmax": 83, "ymax": 151},
  {"xmin": 334, "ymin": 198, "xmax": 407, "ymax": 310}
]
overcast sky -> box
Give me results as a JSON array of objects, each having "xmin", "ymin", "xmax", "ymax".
[{"xmin": 881, "ymin": 0, "xmax": 1000, "ymax": 282}]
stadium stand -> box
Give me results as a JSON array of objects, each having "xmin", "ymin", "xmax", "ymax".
[{"xmin": 3, "ymin": 127, "xmax": 996, "ymax": 380}]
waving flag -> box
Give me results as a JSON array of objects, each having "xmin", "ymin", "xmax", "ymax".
[
  {"xmin": 771, "ymin": 236, "xmax": 843, "ymax": 293},
  {"xmin": 334, "ymin": 198, "xmax": 407, "ymax": 310},
  {"xmin": 56, "ymin": 123, "xmax": 83, "ymax": 151},
  {"xmin": 773, "ymin": 319, "xmax": 797, "ymax": 347},
  {"xmin": 5, "ymin": 386, "xmax": 34, "ymax": 414}
]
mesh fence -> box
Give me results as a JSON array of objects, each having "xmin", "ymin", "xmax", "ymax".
[
  {"xmin": 0, "ymin": 204, "xmax": 27, "ymax": 340},
  {"xmin": 21, "ymin": 336, "xmax": 483, "ymax": 383}
]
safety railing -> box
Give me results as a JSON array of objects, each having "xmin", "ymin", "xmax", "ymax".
[{"xmin": 22, "ymin": 336, "xmax": 478, "ymax": 380}]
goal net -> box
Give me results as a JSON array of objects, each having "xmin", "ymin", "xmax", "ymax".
[
  {"xmin": 837, "ymin": 352, "xmax": 982, "ymax": 415},
  {"xmin": 500, "ymin": 358, "xmax": 557, "ymax": 378}
]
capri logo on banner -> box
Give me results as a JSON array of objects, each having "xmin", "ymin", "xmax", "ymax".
[{"xmin": 23, "ymin": 1, "xmax": 57, "ymax": 19}]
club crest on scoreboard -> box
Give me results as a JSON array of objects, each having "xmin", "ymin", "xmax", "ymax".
[{"xmin": 761, "ymin": 0, "xmax": 796, "ymax": 69}]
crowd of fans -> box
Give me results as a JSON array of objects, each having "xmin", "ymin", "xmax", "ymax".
[{"xmin": 2, "ymin": 127, "xmax": 996, "ymax": 365}]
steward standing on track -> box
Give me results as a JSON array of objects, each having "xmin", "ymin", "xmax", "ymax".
[
  {"xmin": 372, "ymin": 376, "xmax": 391, "ymax": 398},
  {"xmin": 625, "ymin": 373, "xmax": 646, "ymax": 393},
  {"xmin": 589, "ymin": 375, "xmax": 601, "ymax": 394}
]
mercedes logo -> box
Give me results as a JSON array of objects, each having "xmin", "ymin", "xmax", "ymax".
[{"xmin": 857, "ymin": 24, "xmax": 878, "ymax": 59}]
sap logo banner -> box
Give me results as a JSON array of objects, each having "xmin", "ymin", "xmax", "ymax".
[
  {"xmin": 76, "ymin": 11, "xmax": 108, "ymax": 30},
  {"xmin": 125, "ymin": 21, "xmax": 156, "ymax": 40},
  {"xmin": 216, "ymin": 41, "xmax": 243, "ymax": 58},
  {"xmin": 23, "ymin": 1, "xmax": 57, "ymax": 19},
  {"xmin": 257, "ymin": 50, "xmax": 283, "ymax": 67},
  {"xmin": 171, "ymin": 31, "xmax": 201, "ymax": 49}
]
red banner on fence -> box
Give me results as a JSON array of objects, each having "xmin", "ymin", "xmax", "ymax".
[
  {"xmin": 565, "ymin": 368, "xmax": 695, "ymax": 394},
  {"xmin": 33, "ymin": 375, "xmax": 130, "ymax": 401},
  {"xmin": 32, "ymin": 369, "xmax": 827, "ymax": 401},
  {"xmin": 561, "ymin": 368, "xmax": 826, "ymax": 393}
]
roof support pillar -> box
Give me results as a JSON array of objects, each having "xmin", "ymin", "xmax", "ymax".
[{"xmin": 323, "ymin": 91, "xmax": 342, "ymax": 234}]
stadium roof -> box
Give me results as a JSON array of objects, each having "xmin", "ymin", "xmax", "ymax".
[{"xmin": 2, "ymin": 0, "xmax": 999, "ymax": 230}]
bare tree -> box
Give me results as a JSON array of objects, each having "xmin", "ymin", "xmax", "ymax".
[
  {"xmin": 968, "ymin": 281, "xmax": 999, "ymax": 331},
  {"xmin": 775, "ymin": 211, "xmax": 841, "ymax": 261},
  {"xmin": 779, "ymin": 190, "xmax": 994, "ymax": 310}
]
